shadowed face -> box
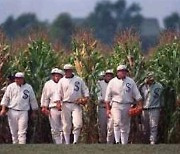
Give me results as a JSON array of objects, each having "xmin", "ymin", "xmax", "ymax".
[
  {"xmin": 15, "ymin": 77, "xmax": 25, "ymax": 86},
  {"xmin": 117, "ymin": 70, "xmax": 127, "ymax": 79},
  {"xmin": 104, "ymin": 73, "xmax": 113, "ymax": 83},
  {"xmin": 52, "ymin": 73, "xmax": 63, "ymax": 83},
  {"xmin": 64, "ymin": 69, "xmax": 73, "ymax": 78}
]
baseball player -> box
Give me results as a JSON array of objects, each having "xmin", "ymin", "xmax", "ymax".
[
  {"xmin": 41, "ymin": 68, "xmax": 64, "ymax": 144},
  {"xmin": 97, "ymin": 69, "xmax": 114, "ymax": 143},
  {"xmin": 105, "ymin": 65, "xmax": 142, "ymax": 144},
  {"xmin": 54, "ymin": 64, "xmax": 89, "ymax": 144},
  {"xmin": 0, "ymin": 72, "xmax": 38, "ymax": 144},
  {"xmin": 139, "ymin": 73, "xmax": 163, "ymax": 144}
]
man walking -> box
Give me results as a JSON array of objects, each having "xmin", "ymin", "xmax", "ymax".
[
  {"xmin": 105, "ymin": 65, "xmax": 142, "ymax": 144},
  {"xmin": 0, "ymin": 72, "xmax": 38, "ymax": 144},
  {"xmin": 41, "ymin": 68, "xmax": 64, "ymax": 144},
  {"xmin": 140, "ymin": 72, "xmax": 163, "ymax": 144},
  {"xmin": 54, "ymin": 64, "xmax": 89, "ymax": 144},
  {"xmin": 97, "ymin": 69, "xmax": 114, "ymax": 143}
]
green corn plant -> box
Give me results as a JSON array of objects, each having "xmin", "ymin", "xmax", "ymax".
[
  {"xmin": 148, "ymin": 31, "xmax": 180, "ymax": 143},
  {"xmin": 71, "ymin": 29, "xmax": 106, "ymax": 143},
  {"xmin": 0, "ymin": 29, "xmax": 12, "ymax": 143},
  {"xmin": 107, "ymin": 29, "xmax": 146, "ymax": 85}
]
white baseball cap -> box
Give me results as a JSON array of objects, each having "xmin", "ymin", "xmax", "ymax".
[
  {"xmin": 63, "ymin": 64, "xmax": 74, "ymax": 70},
  {"xmin": 98, "ymin": 71, "xmax": 105, "ymax": 77},
  {"xmin": 105, "ymin": 69, "xmax": 114, "ymax": 74},
  {"xmin": 117, "ymin": 65, "xmax": 128, "ymax": 71},
  {"xmin": 15, "ymin": 72, "xmax": 24, "ymax": 78},
  {"xmin": 51, "ymin": 68, "xmax": 64, "ymax": 75}
]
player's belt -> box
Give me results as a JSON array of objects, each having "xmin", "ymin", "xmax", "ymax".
[
  {"xmin": 112, "ymin": 101, "xmax": 132, "ymax": 104},
  {"xmin": 9, "ymin": 108, "xmax": 24, "ymax": 111},
  {"xmin": 63, "ymin": 101, "xmax": 74, "ymax": 103},
  {"xmin": 143, "ymin": 107, "xmax": 160, "ymax": 110}
]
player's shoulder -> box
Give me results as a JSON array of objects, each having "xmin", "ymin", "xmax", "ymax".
[
  {"xmin": 8, "ymin": 82, "xmax": 16, "ymax": 87},
  {"xmin": 73, "ymin": 75, "xmax": 84, "ymax": 82},
  {"xmin": 155, "ymin": 82, "xmax": 163, "ymax": 88},
  {"xmin": 24, "ymin": 83, "xmax": 32, "ymax": 88},
  {"xmin": 5, "ymin": 82, "xmax": 14, "ymax": 91},
  {"xmin": 125, "ymin": 76, "xmax": 136, "ymax": 84}
]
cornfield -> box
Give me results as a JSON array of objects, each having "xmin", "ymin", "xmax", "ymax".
[{"xmin": 0, "ymin": 28, "xmax": 179, "ymax": 144}]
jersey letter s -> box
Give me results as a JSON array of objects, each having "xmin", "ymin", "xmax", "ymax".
[
  {"xmin": 23, "ymin": 90, "xmax": 29, "ymax": 99},
  {"xmin": 74, "ymin": 81, "xmax": 80, "ymax": 92}
]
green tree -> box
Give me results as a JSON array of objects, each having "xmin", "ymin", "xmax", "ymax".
[
  {"xmin": 84, "ymin": 0, "xmax": 143, "ymax": 44},
  {"xmin": 1, "ymin": 14, "xmax": 46, "ymax": 39},
  {"xmin": 51, "ymin": 13, "xmax": 75, "ymax": 47},
  {"xmin": 164, "ymin": 12, "xmax": 180, "ymax": 31}
]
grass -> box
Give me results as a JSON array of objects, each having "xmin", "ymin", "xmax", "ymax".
[{"xmin": 0, "ymin": 144, "xmax": 180, "ymax": 154}]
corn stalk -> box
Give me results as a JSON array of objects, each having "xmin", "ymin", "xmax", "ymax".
[
  {"xmin": 71, "ymin": 29, "xmax": 105, "ymax": 143},
  {"xmin": 148, "ymin": 31, "xmax": 180, "ymax": 143}
]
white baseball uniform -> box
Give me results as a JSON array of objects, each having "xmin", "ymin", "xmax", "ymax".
[
  {"xmin": 140, "ymin": 82, "xmax": 163, "ymax": 144},
  {"xmin": 97, "ymin": 80, "xmax": 114, "ymax": 143},
  {"xmin": 105, "ymin": 76, "xmax": 142, "ymax": 144},
  {"xmin": 54, "ymin": 75, "xmax": 89, "ymax": 144},
  {"xmin": 0, "ymin": 82, "xmax": 38, "ymax": 144},
  {"xmin": 41, "ymin": 79, "xmax": 63, "ymax": 144}
]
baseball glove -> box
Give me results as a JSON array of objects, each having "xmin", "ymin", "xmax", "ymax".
[
  {"xmin": 128, "ymin": 105, "xmax": 142, "ymax": 117},
  {"xmin": 76, "ymin": 97, "xmax": 88, "ymax": 106}
]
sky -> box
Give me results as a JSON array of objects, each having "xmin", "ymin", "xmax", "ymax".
[{"xmin": 0, "ymin": 0, "xmax": 180, "ymax": 27}]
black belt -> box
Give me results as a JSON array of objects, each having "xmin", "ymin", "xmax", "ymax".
[
  {"xmin": 112, "ymin": 101, "xmax": 132, "ymax": 104},
  {"xmin": 143, "ymin": 107, "xmax": 160, "ymax": 110},
  {"xmin": 9, "ymin": 108, "xmax": 25, "ymax": 111},
  {"xmin": 63, "ymin": 101, "xmax": 73, "ymax": 103}
]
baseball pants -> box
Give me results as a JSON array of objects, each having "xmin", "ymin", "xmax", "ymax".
[
  {"xmin": 97, "ymin": 106, "xmax": 107, "ymax": 143},
  {"xmin": 7, "ymin": 109, "xmax": 28, "ymax": 144},
  {"xmin": 111, "ymin": 103, "xmax": 131, "ymax": 144},
  {"xmin": 61, "ymin": 103, "xmax": 82, "ymax": 144},
  {"xmin": 97, "ymin": 106, "xmax": 114, "ymax": 143},
  {"xmin": 49, "ymin": 108, "xmax": 63, "ymax": 144},
  {"xmin": 107, "ymin": 115, "xmax": 114, "ymax": 144},
  {"xmin": 142, "ymin": 109, "xmax": 160, "ymax": 144}
]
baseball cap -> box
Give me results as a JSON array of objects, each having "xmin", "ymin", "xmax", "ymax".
[
  {"xmin": 51, "ymin": 68, "xmax": 64, "ymax": 75},
  {"xmin": 63, "ymin": 64, "xmax": 74, "ymax": 70},
  {"xmin": 98, "ymin": 71, "xmax": 105, "ymax": 77},
  {"xmin": 145, "ymin": 72, "xmax": 155, "ymax": 80},
  {"xmin": 105, "ymin": 69, "xmax": 114, "ymax": 74},
  {"xmin": 15, "ymin": 72, "xmax": 24, "ymax": 78},
  {"xmin": 117, "ymin": 65, "xmax": 128, "ymax": 71}
]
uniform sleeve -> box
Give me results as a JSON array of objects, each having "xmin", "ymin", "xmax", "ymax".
[
  {"xmin": 96, "ymin": 81, "xmax": 103, "ymax": 101},
  {"xmin": 53, "ymin": 80, "xmax": 62, "ymax": 102},
  {"xmin": 81, "ymin": 80, "xmax": 89, "ymax": 97},
  {"xmin": 105, "ymin": 81, "xmax": 112, "ymax": 102},
  {"xmin": 0, "ymin": 85, "xmax": 11, "ymax": 106},
  {"xmin": 29, "ymin": 86, "xmax": 38, "ymax": 110},
  {"xmin": 132, "ymin": 81, "xmax": 142, "ymax": 101},
  {"xmin": 40, "ymin": 83, "xmax": 49, "ymax": 107},
  {"xmin": 158, "ymin": 83, "xmax": 164, "ymax": 107}
]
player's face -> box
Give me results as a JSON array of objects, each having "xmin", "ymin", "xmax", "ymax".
[
  {"xmin": 64, "ymin": 69, "xmax": 73, "ymax": 78},
  {"xmin": 117, "ymin": 70, "xmax": 127, "ymax": 79},
  {"xmin": 15, "ymin": 77, "xmax": 24, "ymax": 86},
  {"xmin": 104, "ymin": 73, "xmax": 113, "ymax": 83},
  {"xmin": 52, "ymin": 73, "xmax": 63, "ymax": 83}
]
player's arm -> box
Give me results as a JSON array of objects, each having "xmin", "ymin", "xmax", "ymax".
[
  {"xmin": 105, "ymin": 82, "xmax": 112, "ymax": 117},
  {"xmin": 53, "ymin": 81, "xmax": 63, "ymax": 111},
  {"xmin": 0, "ymin": 86, "xmax": 11, "ymax": 116}
]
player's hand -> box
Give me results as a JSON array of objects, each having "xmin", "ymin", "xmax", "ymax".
[
  {"xmin": 106, "ymin": 109, "xmax": 111, "ymax": 118},
  {"xmin": 30, "ymin": 110, "xmax": 38, "ymax": 119},
  {"xmin": 0, "ymin": 109, "xmax": 7, "ymax": 116},
  {"xmin": 56, "ymin": 102, "xmax": 62, "ymax": 111},
  {"xmin": 41, "ymin": 107, "xmax": 50, "ymax": 116}
]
